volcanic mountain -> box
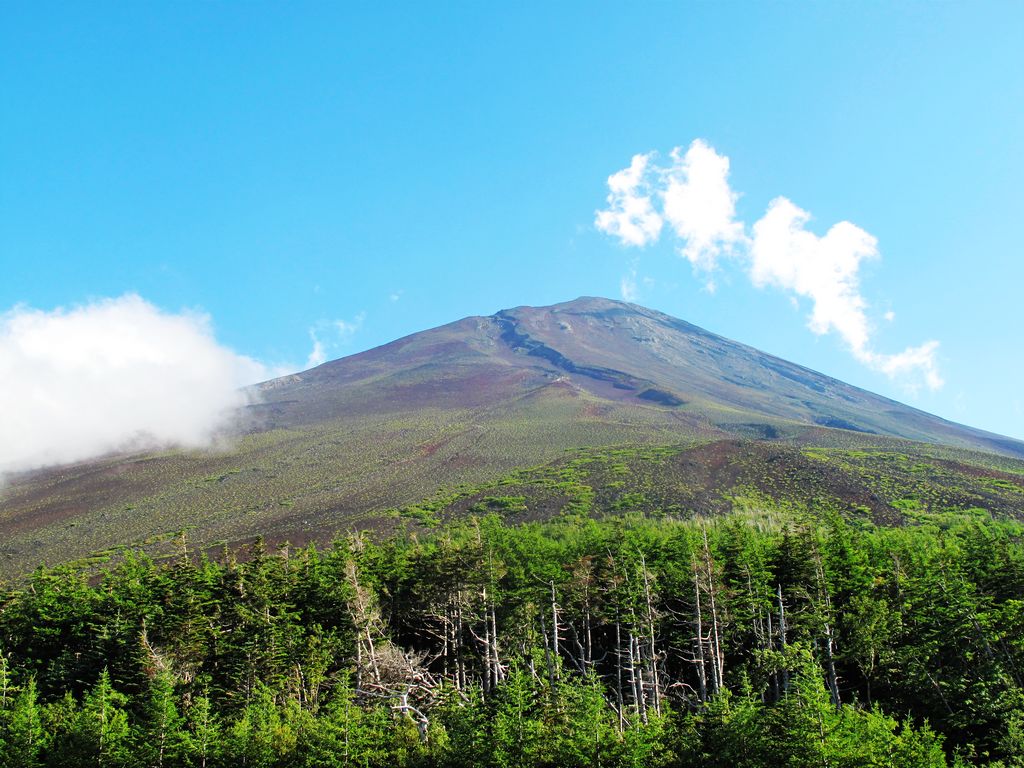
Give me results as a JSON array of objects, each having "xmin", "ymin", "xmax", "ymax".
[{"xmin": 2, "ymin": 297, "xmax": 1023, "ymax": 575}]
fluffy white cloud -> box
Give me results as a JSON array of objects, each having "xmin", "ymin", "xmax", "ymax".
[
  {"xmin": 749, "ymin": 197, "xmax": 942, "ymax": 388},
  {"xmin": 596, "ymin": 140, "xmax": 943, "ymax": 392},
  {"xmin": 750, "ymin": 197, "xmax": 878, "ymax": 354},
  {"xmin": 596, "ymin": 141, "xmax": 745, "ymax": 271},
  {"xmin": 0, "ymin": 295, "xmax": 271, "ymax": 476},
  {"xmin": 661, "ymin": 140, "xmax": 746, "ymax": 271},
  {"xmin": 594, "ymin": 153, "xmax": 663, "ymax": 247}
]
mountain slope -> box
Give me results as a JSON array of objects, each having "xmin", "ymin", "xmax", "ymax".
[
  {"xmin": 1, "ymin": 297, "xmax": 1022, "ymax": 576},
  {"xmin": 272, "ymin": 296, "xmax": 1021, "ymax": 455}
]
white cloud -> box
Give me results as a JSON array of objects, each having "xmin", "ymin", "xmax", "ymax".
[
  {"xmin": 305, "ymin": 333, "xmax": 327, "ymax": 369},
  {"xmin": 596, "ymin": 141, "xmax": 745, "ymax": 272},
  {"xmin": 305, "ymin": 312, "xmax": 365, "ymax": 369},
  {"xmin": 335, "ymin": 312, "xmax": 365, "ymax": 338},
  {"xmin": 620, "ymin": 270, "xmax": 639, "ymax": 302},
  {"xmin": 866, "ymin": 340, "xmax": 943, "ymax": 392},
  {"xmin": 750, "ymin": 197, "xmax": 878, "ymax": 354},
  {"xmin": 0, "ymin": 295, "xmax": 271, "ymax": 476},
  {"xmin": 749, "ymin": 197, "xmax": 942, "ymax": 389},
  {"xmin": 596, "ymin": 139, "xmax": 944, "ymax": 392},
  {"xmin": 661, "ymin": 140, "xmax": 746, "ymax": 271},
  {"xmin": 594, "ymin": 153, "xmax": 663, "ymax": 247}
]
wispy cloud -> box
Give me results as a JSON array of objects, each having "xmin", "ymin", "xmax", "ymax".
[
  {"xmin": 596, "ymin": 139, "xmax": 942, "ymax": 391},
  {"xmin": 304, "ymin": 333, "xmax": 327, "ymax": 370},
  {"xmin": 305, "ymin": 311, "xmax": 365, "ymax": 368},
  {"xmin": 620, "ymin": 269, "xmax": 639, "ymax": 302},
  {"xmin": 0, "ymin": 295, "xmax": 271, "ymax": 476},
  {"xmin": 619, "ymin": 263, "xmax": 656, "ymax": 303},
  {"xmin": 868, "ymin": 341, "xmax": 943, "ymax": 392},
  {"xmin": 335, "ymin": 313, "xmax": 365, "ymax": 338}
]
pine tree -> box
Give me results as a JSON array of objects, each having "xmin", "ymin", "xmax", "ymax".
[
  {"xmin": 491, "ymin": 666, "xmax": 543, "ymax": 768},
  {"xmin": 0, "ymin": 677, "xmax": 45, "ymax": 768},
  {"xmin": 136, "ymin": 671, "xmax": 183, "ymax": 768},
  {"xmin": 181, "ymin": 692, "xmax": 222, "ymax": 768},
  {"xmin": 54, "ymin": 669, "xmax": 133, "ymax": 768}
]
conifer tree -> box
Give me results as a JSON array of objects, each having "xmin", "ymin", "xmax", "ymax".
[{"xmin": 0, "ymin": 677, "xmax": 45, "ymax": 768}]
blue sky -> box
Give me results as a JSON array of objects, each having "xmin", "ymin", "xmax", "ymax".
[{"xmin": 2, "ymin": 1, "xmax": 1023, "ymax": 448}]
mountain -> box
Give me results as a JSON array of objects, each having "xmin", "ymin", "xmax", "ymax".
[
  {"xmin": 2, "ymin": 296, "xmax": 1022, "ymax": 576},
  {"xmin": 263, "ymin": 296, "xmax": 1022, "ymax": 453}
]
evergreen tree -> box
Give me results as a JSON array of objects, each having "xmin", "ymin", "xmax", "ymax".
[
  {"xmin": 136, "ymin": 671, "xmax": 184, "ymax": 768},
  {"xmin": 51, "ymin": 670, "xmax": 133, "ymax": 768},
  {"xmin": 180, "ymin": 692, "xmax": 222, "ymax": 768},
  {"xmin": 0, "ymin": 677, "xmax": 45, "ymax": 768}
]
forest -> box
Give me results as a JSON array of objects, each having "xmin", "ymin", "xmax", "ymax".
[{"xmin": 1, "ymin": 504, "xmax": 1023, "ymax": 767}]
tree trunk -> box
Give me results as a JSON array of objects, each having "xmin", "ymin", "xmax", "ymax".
[
  {"xmin": 777, "ymin": 583, "xmax": 790, "ymax": 694},
  {"xmin": 693, "ymin": 556, "xmax": 708, "ymax": 703}
]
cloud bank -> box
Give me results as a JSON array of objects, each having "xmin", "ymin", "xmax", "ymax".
[
  {"xmin": 596, "ymin": 140, "xmax": 942, "ymax": 391},
  {"xmin": 0, "ymin": 295, "xmax": 271, "ymax": 476}
]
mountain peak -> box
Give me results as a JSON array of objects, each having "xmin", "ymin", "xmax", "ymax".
[
  {"xmin": 489, "ymin": 295, "xmax": 641, "ymax": 318},
  {"xmin": 284, "ymin": 297, "xmax": 1022, "ymax": 460}
]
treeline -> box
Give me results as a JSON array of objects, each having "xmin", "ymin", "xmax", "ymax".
[{"xmin": 1, "ymin": 508, "xmax": 1023, "ymax": 766}]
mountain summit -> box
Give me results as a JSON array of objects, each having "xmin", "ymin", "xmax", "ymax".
[
  {"xmin": 2, "ymin": 297, "xmax": 1022, "ymax": 575},
  {"xmin": 259, "ymin": 296, "xmax": 1020, "ymax": 457}
]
